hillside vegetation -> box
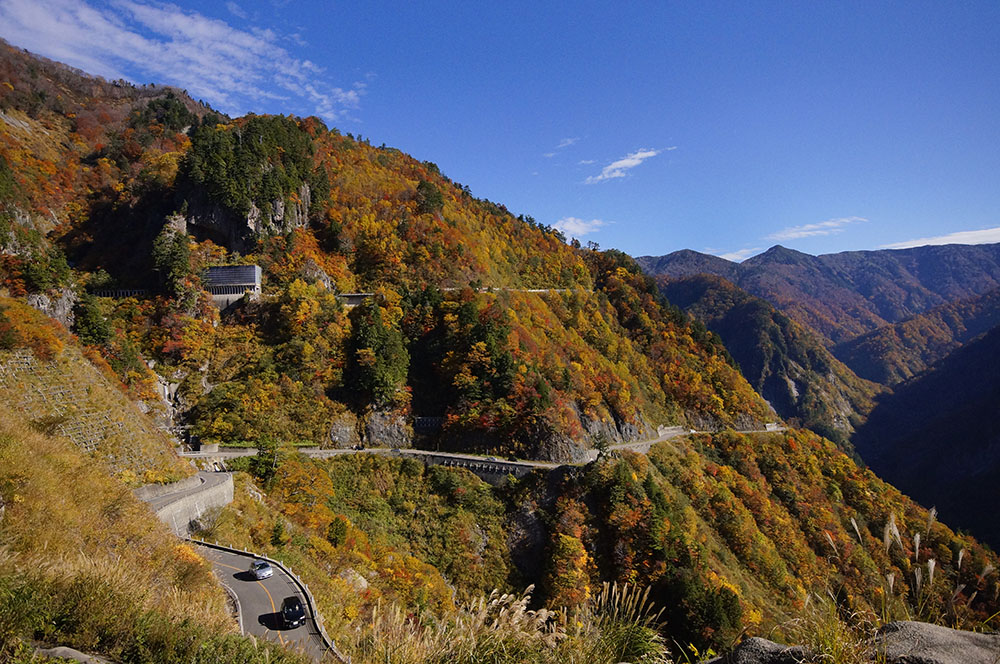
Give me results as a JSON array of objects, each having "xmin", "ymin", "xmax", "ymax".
[
  {"xmin": 0, "ymin": 297, "xmax": 189, "ymax": 483},
  {"xmin": 835, "ymin": 286, "xmax": 1000, "ymax": 385},
  {"xmin": 0, "ymin": 42, "xmax": 770, "ymax": 461},
  {"xmin": 5, "ymin": 40, "xmax": 1000, "ymax": 664},
  {"xmin": 197, "ymin": 428, "xmax": 1000, "ymax": 658},
  {"xmin": 0, "ymin": 404, "xmax": 308, "ymax": 663},
  {"xmin": 658, "ymin": 274, "xmax": 882, "ymax": 445}
]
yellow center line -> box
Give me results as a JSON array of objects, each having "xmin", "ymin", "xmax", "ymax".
[{"xmin": 212, "ymin": 559, "xmax": 286, "ymax": 646}]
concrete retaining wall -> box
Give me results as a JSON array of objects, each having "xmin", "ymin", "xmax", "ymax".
[
  {"xmin": 155, "ymin": 474, "xmax": 234, "ymax": 536},
  {"xmin": 133, "ymin": 473, "xmax": 203, "ymax": 501}
]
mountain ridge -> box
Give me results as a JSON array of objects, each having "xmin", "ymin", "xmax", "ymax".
[{"xmin": 638, "ymin": 243, "xmax": 1000, "ymax": 346}]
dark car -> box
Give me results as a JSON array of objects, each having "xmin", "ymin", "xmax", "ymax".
[{"xmin": 281, "ymin": 596, "xmax": 306, "ymax": 629}]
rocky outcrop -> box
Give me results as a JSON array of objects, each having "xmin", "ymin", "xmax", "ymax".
[
  {"xmin": 26, "ymin": 288, "xmax": 76, "ymax": 329},
  {"xmin": 706, "ymin": 637, "xmax": 809, "ymax": 664},
  {"xmin": 35, "ymin": 646, "xmax": 114, "ymax": 664},
  {"xmin": 182, "ymin": 184, "xmax": 311, "ymax": 253},
  {"xmin": 707, "ymin": 622, "xmax": 1000, "ymax": 664},
  {"xmin": 328, "ymin": 410, "xmax": 360, "ymax": 448},
  {"xmin": 362, "ymin": 408, "xmax": 412, "ymax": 448},
  {"xmin": 876, "ymin": 620, "xmax": 1000, "ymax": 664}
]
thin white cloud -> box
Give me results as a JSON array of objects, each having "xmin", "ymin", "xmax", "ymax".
[
  {"xmin": 715, "ymin": 247, "xmax": 763, "ymax": 262},
  {"xmin": 0, "ymin": 0, "xmax": 362, "ymax": 122},
  {"xmin": 542, "ymin": 136, "xmax": 578, "ymax": 158},
  {"xmin": 552, "ymin": 217, "xmax": 610, "ymax": 237},
  {"xmin": 578, "ymin": 159, "xmax": 596, "ymax": 165},
  {"xmin": 225, "ymin": 1, "xmax": 246, "ymax": 19},
  {"xmin": 767, "ymin": 216, "xmax": 867, "ymax": 241},
  {"xmin": 585, "ymin": 148, "xmax": 667, "ymax": 183},
  {"xmin": 880, "ymin": 226, "xmax": 1000, "ymax": 250}
]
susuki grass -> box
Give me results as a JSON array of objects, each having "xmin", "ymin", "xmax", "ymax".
[{"xmin": 346, "ymin": 582, "xmax": 672, "ymax": 664}]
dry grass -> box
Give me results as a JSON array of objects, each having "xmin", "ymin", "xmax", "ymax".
[
  {"xmin": 0, "ymin": 406, "xmax": 307, "ymax": 662},
  {"xmin": 347, "ymin": 582, "xmax": 672, "ymax": 664}
]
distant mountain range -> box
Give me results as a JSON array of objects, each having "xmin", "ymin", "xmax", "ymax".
[
  {"xmin": 643, "ymin": 243, "xmax": 1000, "ymax": 549},
  {"xmin": 657, "ymin": 273, "xmax": 882, "ymax": 446},
  {"xmin": 638, "ymin": 244, "xmax": 1000, "ymax": 346},
  {"xmin": 834, "ymin": 287, "xmax": 1000, "ymax": 385}
]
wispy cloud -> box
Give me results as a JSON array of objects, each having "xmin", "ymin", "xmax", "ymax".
[
  {"xmin": 880, "ymin": 226, "xmax": 1000, "ymax": 249},
  {"xmin": 578, "ymin": 159, "xmax": 596, "ymax": 165},
  {"xmin": 767, "ymin": 216, "xmax": 867, "ymax": 241},
  {"xmin": 0, "ymin": 0, "xmax": 363, "ymax": 122},
  {"xmin": 715, "ymin": 247, "xmax": 762, "ymax": 262},
  {"xmin": 552, "ymin": 216, "xmax": 610, "ymax": 237},
  {"xmin": 543, "ymin": 136, "xmax": 579, "ymax": 158},
  {"xmin": 225, "ymin": 1, "xmax": 246, "ymax": 19},
  {"xmin": 585, "ymin": 147, "xmax": 671, "ymax": 183}
]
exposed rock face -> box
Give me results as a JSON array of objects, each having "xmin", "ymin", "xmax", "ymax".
[
  {"xmin": 876, "ymin": 620, "xmax": 1000, "ymax": 664},
  {"xmin": 27, "ymin": 288, "xmax": 76, "ymax": 329},
  {"xmin": 362, "ymin": 408, "xmax": 412, "ymax": 448},
  {"xmin": 183, "ymin": 184, "xmax": 312, "ymax": 253},
  {"xmin": 338, "ymin": 568, "xmax": 368, "ymax": 592},
  {"xmin": 300, "ymin": 257, "xmax": 333, "ymax": 290},
  {"xmin": 328, "ymin": 410, "xmax": 360, "ymax": 448},
  {"xmin": 506, "ymin": 503, "xmax": 547, "ymax": 583},
  {"xmin": 534, "ymin": 429, "xmax": 591, "ymax": 463},
  {"xmin": 706, "ymin": 622, "xmax": 1000, "ymax": 664},
  {"xmin": 706, "ymin": 637, "xmax": 810, "ymax": 664}
]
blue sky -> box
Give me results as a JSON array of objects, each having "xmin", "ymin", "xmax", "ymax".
[{"xmin": 2, "ymin": 0, "xmax": 999, "ymax": 260}]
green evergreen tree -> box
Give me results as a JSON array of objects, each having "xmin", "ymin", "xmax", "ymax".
[{"xmin": 72, "ymin": 293, "xmax": 111, "ymax": 346}]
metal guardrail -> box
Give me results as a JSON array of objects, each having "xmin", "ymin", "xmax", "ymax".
[{"xmin": 187, "ymin": 536, "xmax": 350, "ymax": 664}]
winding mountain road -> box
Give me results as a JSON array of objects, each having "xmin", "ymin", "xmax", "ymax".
[
  {"xmin": 139, "ymin": 475, "xmax": 341, "ymax": 662},
  {"xmin": 194, "ymin": 544, "xmax": 332, "ymax": 662}
]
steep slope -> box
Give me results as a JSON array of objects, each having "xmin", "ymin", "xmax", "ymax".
[
  {"xmin": 3, "ymin": 39, "xmax": 1000, "ymax": 664},
  {"xmin": 0, "ymin": 297, "xmax": 189, "ymax": 482},
  {"xmin": 658, "ymin": 274, "xmax": 883, "ymax": 445},
  {"xmin": 834, "ymin": 287, "xmax": 1000, "ymax": 385},
  {"xmin": 638, "ymin": 244, "xmax": 1000, "ymax": 346},
  {"xmin": 205, "ymin": 429, "xmax": 1000, "ymax": 654},
  {"xmin": 852, "ymin": 325, "xmax": 1000, "ymax": 548},
  {"xmin": 0, "ymin": 403, "xmax": 306, "ymax": 664},
  {"xmin": 0, "ymin": 46, "xmax": 772, "ymax": 462}
]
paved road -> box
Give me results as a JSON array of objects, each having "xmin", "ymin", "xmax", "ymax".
[
  {"xmin": 180, "ymin": 425, "xmax": 783, "ymax": 468},
  {"xmin": 139, "ymin": 474, "xmax": 337, "ymax": 661},
  {"xmin": 145, "ymin": 471, "xmax": 230, "ymax": 512},
  {"xmin": 195, "ymin": 544, "xmax": 331, "ymax": 662}
]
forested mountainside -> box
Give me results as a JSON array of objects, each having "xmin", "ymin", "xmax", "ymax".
[
  {"xmin": 0, "ymin": 39, "xmax": 770, "ymax": 462},
  {"xmin": 834, "ymin": 286, "xmax": 1000, "ymax": 386},
  {"xmin": 657, "ymin": 274, "xmax": 882, "ymax": 446},
  {"xmin": 203, "ymin": 422, "xmax": 1000, "ymax": 655},
  {"xmin": 853, "ymin": 325, "xmax": 1000, "ymax": 549},
  {"xmin": 638, "ymin": 244, "xmax": 1000, "ymax": 346},
  {"xmin": 3, "ymin": 40, "xmax": 1000, "ymax": 664}
]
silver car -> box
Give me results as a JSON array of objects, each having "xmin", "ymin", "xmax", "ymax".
[{"xmin": 250, "ymin": 559, "xmax": 273, "ymax": 580}]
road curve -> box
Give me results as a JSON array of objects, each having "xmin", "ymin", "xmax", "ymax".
[
  {"xmin": 194, "ymin": 543, "xmax": 332, "ymax": 662},
  {"xmin": 139, "ymin": 473, "xmax": 341, "ymax": 662},
  {"xmin": 144, "ymin": 471, "xmax": 230, "ymax": 512}
]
